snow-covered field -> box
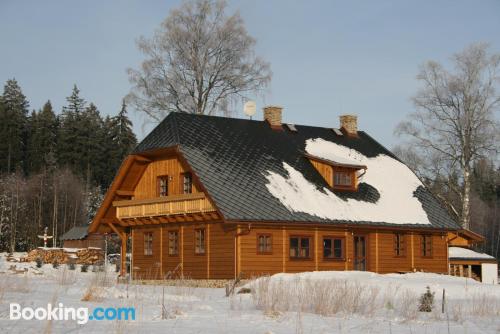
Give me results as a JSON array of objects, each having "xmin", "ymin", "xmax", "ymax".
[{"xmin": 1, "ymin": 253, "xmax": 499, "ymax": 334}]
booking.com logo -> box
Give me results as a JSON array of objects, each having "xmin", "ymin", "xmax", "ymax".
[{"xmin": 10, "ymin": 303, "xmax": 135, "ymax": 324}]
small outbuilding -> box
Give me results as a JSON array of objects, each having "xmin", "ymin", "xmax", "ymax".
[
  {"xmin": 449, "ymin": 246, "xmax": 498, "ymax": 284},
  {"xmin": 60, "ymin": 226, "xmax": 105, "ymax": 249}
]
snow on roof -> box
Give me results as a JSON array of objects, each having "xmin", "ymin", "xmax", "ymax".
[
  {"xmin": 449, "ymin": 247, "xmax": 496, "ymax": 260},
  {"xmin": 264, "ymin": 138, "xmax": 431, "ymax": 225}
]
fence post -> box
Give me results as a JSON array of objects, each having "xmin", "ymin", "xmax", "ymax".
[{"xmin": 442, "ymin": 288, "xmax": 445, "ymax": 313}]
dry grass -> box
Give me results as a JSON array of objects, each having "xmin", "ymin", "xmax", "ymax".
[
  {"xmin": 56, "ymin": 266, "xmax": 76, "ymax": 285},
  {"xmin": 81, "ymin": 271, "xmax": 112, "ymax": 302},
  {"xmin": 250, "ymin": 276, "xmax": 381, "ymax": 317},
  {"xmin": 249, "ymin": 276, "xmax": 500, "ymax": 324}
]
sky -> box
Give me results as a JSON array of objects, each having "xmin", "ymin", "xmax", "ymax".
[{"xmin": 1, "ymin": 0, "xmax": 499, "ymax": 147}]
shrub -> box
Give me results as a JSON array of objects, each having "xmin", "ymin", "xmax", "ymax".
[
  {"xmin": 81, "ymin": 264, "xmax": 88, "ymax": 272},
  {"xmin": 418, "ymin": 286, "xmax": 435, "ymax": 312},
  {"xmin": 68, "ymin": 262, "xmax": 76, "ymax": 270},
  {"xmin": 35, "ymin": 258, "xmax": 43, "ymax": 268},
  {"xmin": 237, "ymin": 287, "xmax": 252, "ymax": 294},
  {"xmin": 52, "ymin": 260, "xmax": 59, "ymax": 269}
]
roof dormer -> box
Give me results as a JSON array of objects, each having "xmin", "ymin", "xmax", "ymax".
[{"xmin": 305, "ymin": 153, "xmax": 367, "ymax": 191}]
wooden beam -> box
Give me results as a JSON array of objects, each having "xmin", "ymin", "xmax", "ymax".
[
  {"xmin": 107, "ymin": 222, "xmax": 125, "ymax": 241},
  {"xmin": 121, "ymin": 235, "xmax": 127, "ymax": 277},
  {"xmin": 116, "ymin": 189, "xmax": 135, "ymax": 196},
  {"xmin": 133, "ymin": 155, "xmax": 151, "ymax": 163}
]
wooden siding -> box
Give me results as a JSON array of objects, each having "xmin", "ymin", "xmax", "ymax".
[
  {"xmin": 114, "ymin": 193, "xmax": 216, "ymax": 219},
  {"xmin": 134, "ymin": 157, "xmax": 200, "ymax": 199},
  {"xmin": 132, "ymin": 222, "xmax": 233, "ymax": 280},
  {"xmin": 310, "ymin": 160, "xmax": 333, "ymax": 187},
  {"xmin": 130, "ymin": 221, "xmax": 450, "ymax": 279},
  {"xmin": 238, "ymin": 225, "xmax": 449, "ymax": 278},
  {"xmin": 131, "ymin": 226, "xmax": 162, "ymax": 280}
]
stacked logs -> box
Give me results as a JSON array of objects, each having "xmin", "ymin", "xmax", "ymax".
[{"xmin": 23, "ymin": 248, "xmax": 104, "ymax": 265}]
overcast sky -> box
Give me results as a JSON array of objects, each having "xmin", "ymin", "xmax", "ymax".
[{"xmin": 1, "ymin": 0, "xmax": 499, "ymax": 147}]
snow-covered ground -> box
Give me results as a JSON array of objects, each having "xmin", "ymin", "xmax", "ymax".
[{"xmin": 1, "ymin": 253, "xmax": 499, "ymax": 333}]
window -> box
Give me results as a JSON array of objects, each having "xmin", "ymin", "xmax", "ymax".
[
  {"xmin": 182, "ymin": 172, "xmax": 193, "ymax": 194},
  {"xmin": 195, "ymin": 229, "xmax": 205, "ymax": 254},
  {"xmin": 168, "ymin": 231, "xmax": 179, "ymax": 256},
  {"xmin": 158, "ymin": 175, "xmax": 169, "ymax": 197},
  {"xmin": 289, "ymin": 236, "xmax": 311, "ymax": 259},
  {"xmin": 323, "ymin": 237, "xmax": 344, "ymax": 260},
  {"xmin": 257, "ymin": 234, "xmax": 272, "ymax": 254},
  {"xmin": 421, "ymin": 235, "xmax": 432, "ymax": 257},
  {"xmin": 394, "ymin": 233, "xmax": 406, "ymax": 257},
  {"xmin": 334, "ymin": 171, "xmax": 352, "ymax": 187},
  {"xmin": 144, "ymin": 232, "xmax": 153, "ymax": 256}
]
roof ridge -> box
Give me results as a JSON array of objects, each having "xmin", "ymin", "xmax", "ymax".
[{"xmin": 171, "ymin": 112, "xmax": 180, "ymax": 144}]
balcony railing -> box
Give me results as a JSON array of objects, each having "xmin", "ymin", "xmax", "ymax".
[{"xmin": 113, "ymin": 193, "xmax": 216, "ymax": 219}]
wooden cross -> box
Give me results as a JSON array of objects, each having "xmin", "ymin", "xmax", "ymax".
[{"xmin": 37, "ymin": 227, "xmax": 53, "ymax": 248}]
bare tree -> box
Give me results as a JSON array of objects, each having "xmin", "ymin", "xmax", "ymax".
[
  {"xmin": 396, "ymin": 43, "xmax": 500, "ymax": 230},
  {"xmin": 127, "ymin": 0, "xmax": 272, "ymax": 120}
]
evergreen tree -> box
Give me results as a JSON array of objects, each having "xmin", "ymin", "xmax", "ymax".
[
  {"xmin": 0, "ymin": 79, "xmax": 29, "ymax": 173},
  {"xmin": 79, "ymin": 102, "xmax": 105, "ymax": 189},
  {"xmin": 57, "ymin": 85, "xmax": 86, "ymax": 169},
  {"xmin": 104, "ymin": 100, "xmax": 137, "ymax": 188},
  {"xmin": 27, "ymin": 101, "xmax": 58, "ymax": 173}
]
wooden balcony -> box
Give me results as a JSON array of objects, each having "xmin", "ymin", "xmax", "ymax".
[{"xmin": 113, "ymin": 193, "xmax": 217, "ymax": 220}]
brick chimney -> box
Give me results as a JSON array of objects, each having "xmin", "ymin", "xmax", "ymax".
[
  {"xmin": 263, "ymin": 106, "xmax": 283, "ymax": 129},
  {"xmin": 339, "ymin": 115, "xmax": 358, "ymax": 136}
]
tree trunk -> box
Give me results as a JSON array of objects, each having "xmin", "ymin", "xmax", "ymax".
[{"xmin": 461, "ymin": 165, "xmax": 471, "ymax": 230}]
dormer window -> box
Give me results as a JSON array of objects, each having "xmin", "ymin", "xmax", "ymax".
[
  {"xmin": 305, "ymin": 153, "xmax": 366, "ymax": 192},
  {"xmin": 334, "ymin": 170, "xmax": 352, "ymax": 187}
]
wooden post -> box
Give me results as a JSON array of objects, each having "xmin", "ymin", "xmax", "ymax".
[
  {"xmin": 282, "ymin": 226, "xmax": 286, "ymax": 273},
  {"xmin": 207, "ymin": 224, "xmax": 210, "ymax": 279},
  {"xmin": 314, "ymin": 228, "xmax": 318, "ymax": 271},
  {"xmin": 441, "ymin": 289, "xmax": 445, "ymax": 313},
  {"xmin": 410, "ymin": 233, "xmax": 415, "ymax": 269},
  {"xmin": 375, "ymin": 231, "xmax": 379, "ymax": 273},
  {"xmin": 121, "ymin": 234, "xmax": 127, "ymax": 277}
]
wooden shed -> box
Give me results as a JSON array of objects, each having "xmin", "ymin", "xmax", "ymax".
[
  {"xmin": 60, "ymin": 226, "xmax": 105, "ymax": 249},
  {"xmin": 449, "ymin": 246, "xmax": 498, "ymax": 284}
]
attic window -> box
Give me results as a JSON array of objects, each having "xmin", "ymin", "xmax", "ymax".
[
  {"xmin": 334, "ymin": 171, "xmax": 352, "ymax": 187},
  {"xmin": 305, "ymin": 153, "xmax": 365, "ymax": 192}
]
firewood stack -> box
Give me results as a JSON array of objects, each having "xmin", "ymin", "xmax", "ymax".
[{"xmin": 22, "ymin": 248, "xmax": 104, "ymax": 265}]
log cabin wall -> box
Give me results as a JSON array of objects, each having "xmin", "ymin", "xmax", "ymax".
[
  {"xmin": 237, "ymin": 224, "xmax": 449, "ymax": 278},
  {"xmin": 130, "ymin": 221, "xmax": 449, "ymax": 280},
  {"xmin": 131, "ymin": 222, "xmax": 234, "ymax": 280},
  {"xmin": 133, "ymin": 157, "xmax": 200, "ymax": 199},
  {"xmin": 131, "ymin": 225, "xmax": 162, "ymax": 280}
]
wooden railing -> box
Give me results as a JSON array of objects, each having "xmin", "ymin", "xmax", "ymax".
[{"xmin": 113, "ymin": 193, "xmax": 216, "ymax": 219}]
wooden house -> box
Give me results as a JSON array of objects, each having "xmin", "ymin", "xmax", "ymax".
[{"xmin": 89, "ymin": 107, "xmax": 490, "ymax": 280}]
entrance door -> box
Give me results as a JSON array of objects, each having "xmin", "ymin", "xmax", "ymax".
[{"xmin": 353, "ymin": 235, "xmax": 367, "ymax": 271}]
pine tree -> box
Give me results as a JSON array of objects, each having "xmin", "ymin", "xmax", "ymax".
[
  {"xmin": 0, "ymin": 79, "xmax": 29, "ymax": 174},
  {"xmin": 27, "ymin": 101, "xmax": 58, "ymax": 173},
  {"xmin": 57, "ymin": 85, "xmax": 86, "ymax": 169},
  {"xmin": 105, "ymin": 100, "xmax": 137, "ymax": 187}
]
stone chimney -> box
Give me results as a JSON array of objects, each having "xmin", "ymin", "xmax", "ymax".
[
  {"xmin": 339, "ymin": 115, "xmax": 358, "ymax": 136},
  {"xmin": 263, "ymin": 106, "xmax": 283, "ymax": 129}
]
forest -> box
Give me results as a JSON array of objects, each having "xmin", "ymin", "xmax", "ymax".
[{"xmin": 0, "ymin": 79, "xmax": 137, "ymax": 252}]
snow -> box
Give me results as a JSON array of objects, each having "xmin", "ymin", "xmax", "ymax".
[
  {"xmin": 2, "ymin": 253, "xmax": 500, "ymax": 334},
  {"xmin": 265, "ymin": 138, "xmax": 431, "ymax": 224},
  {"xmin": 449, "ymin": 247, "xmax": 496, "ymax": 260}
]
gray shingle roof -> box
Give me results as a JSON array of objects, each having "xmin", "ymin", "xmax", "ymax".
[
  {"xmin": 134, "ymin": 112, "xmax": 461, "ymax": 230},
  {"xmin": 60, "ymin": 226, "xmax": 89, "ymax": 240}
]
